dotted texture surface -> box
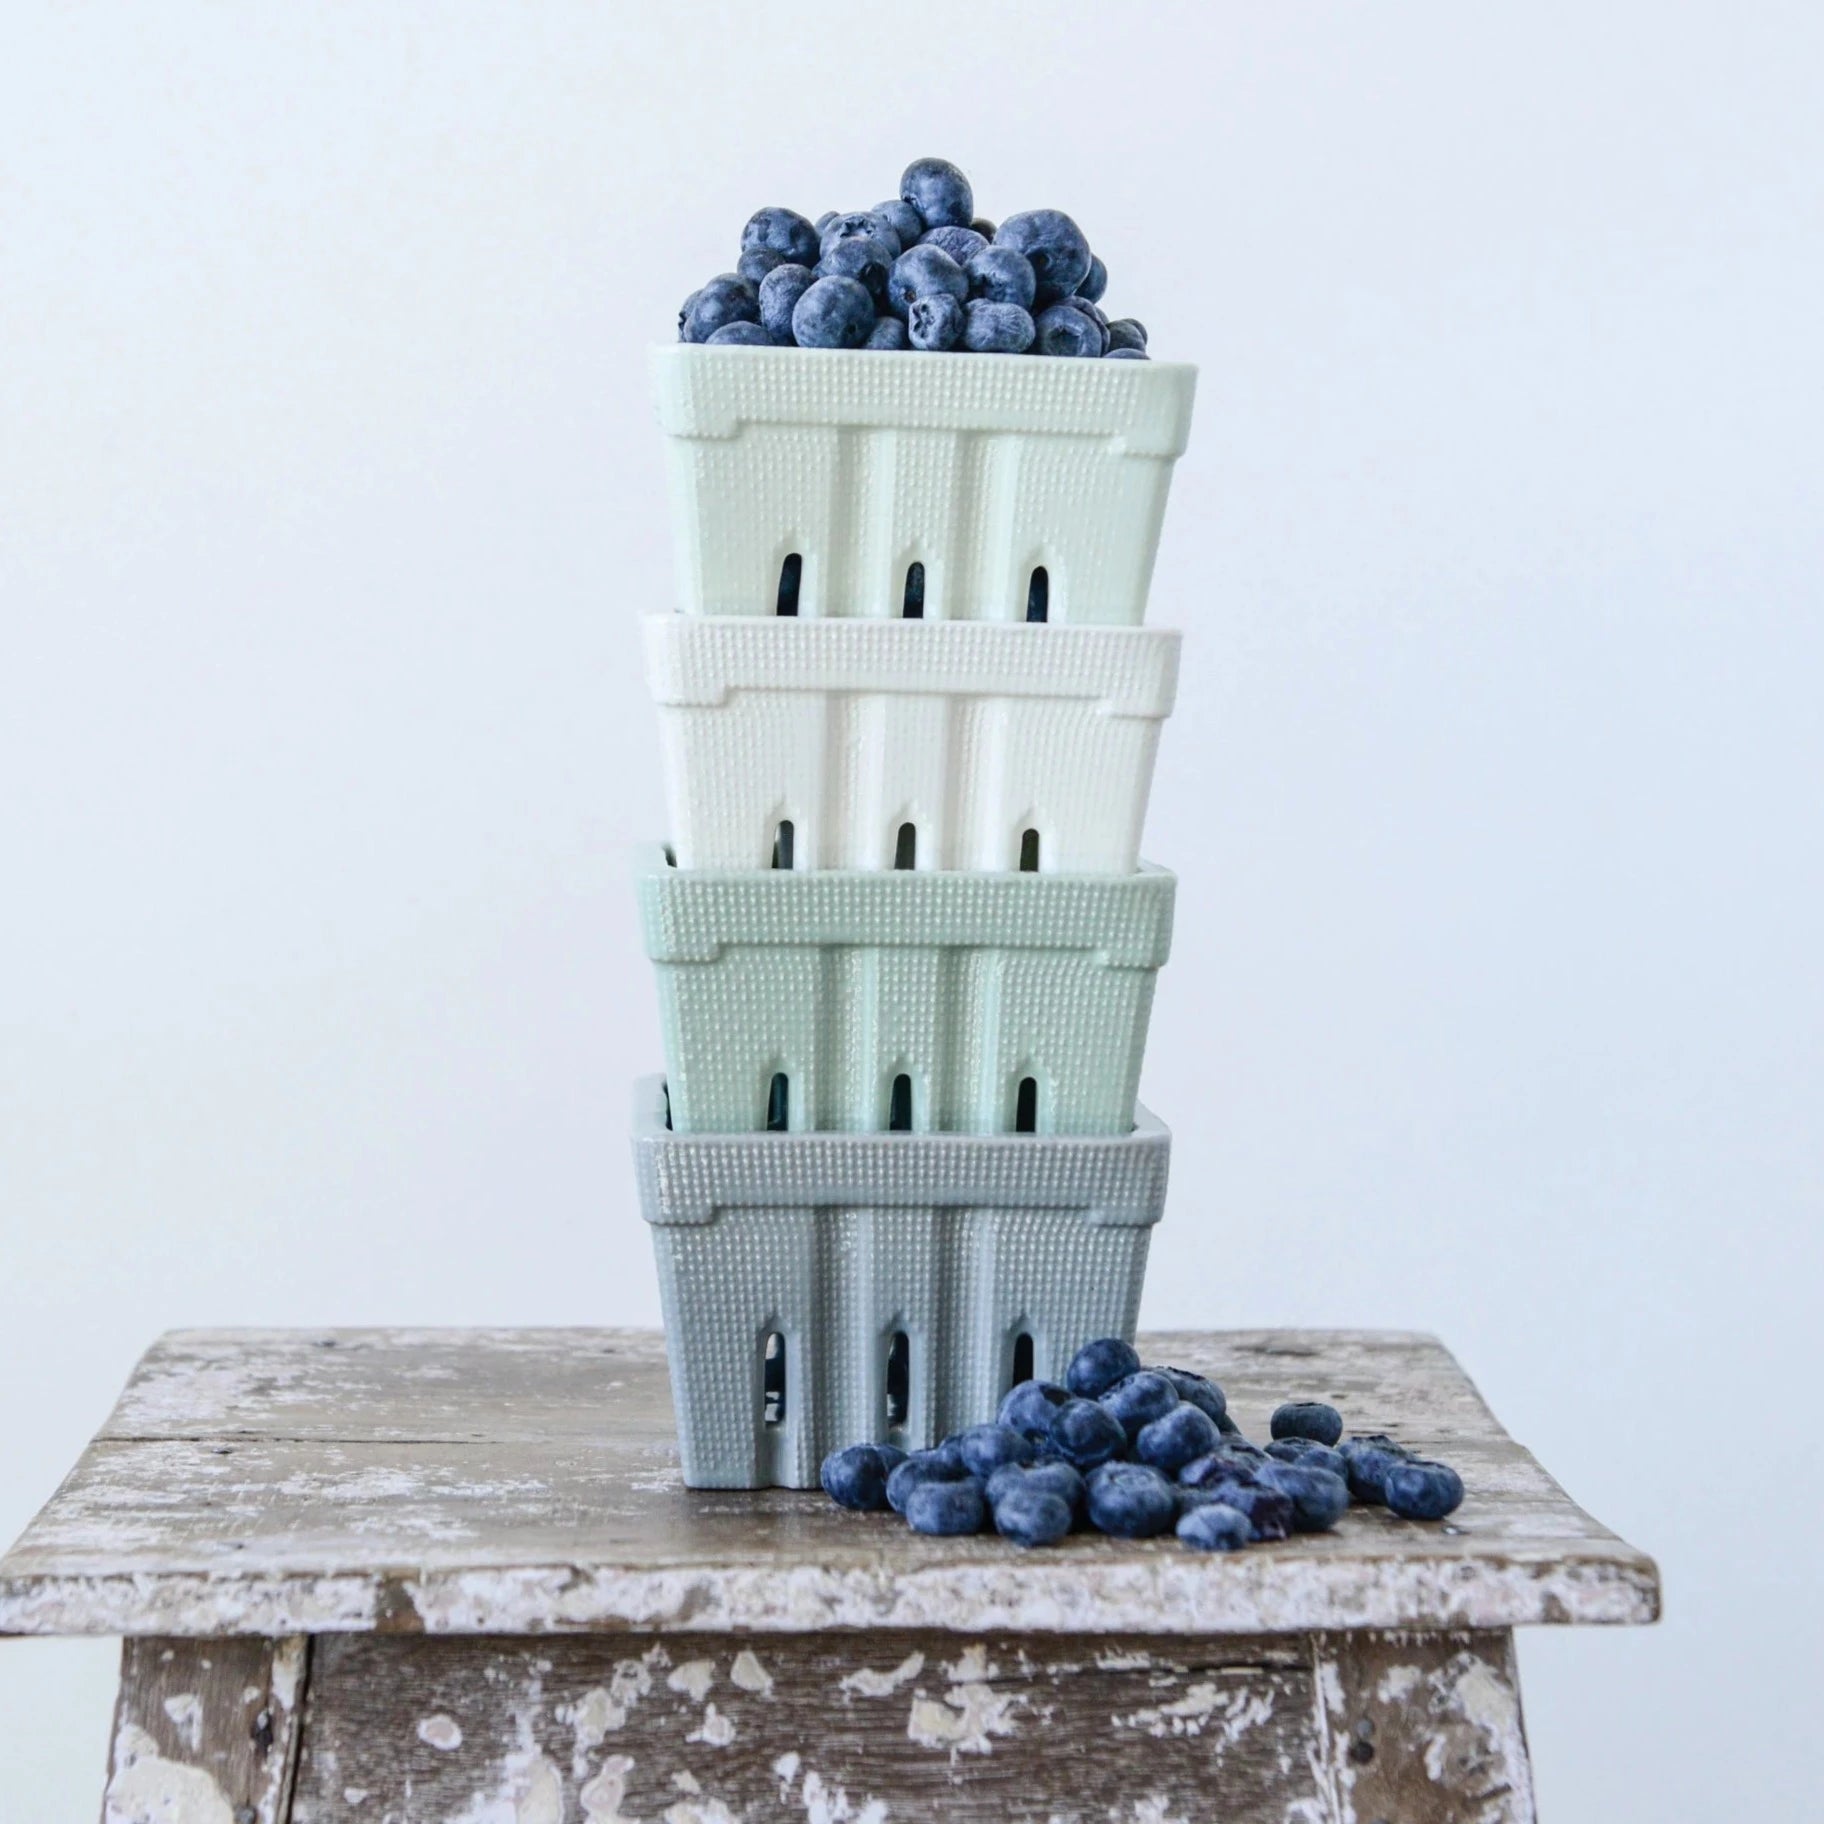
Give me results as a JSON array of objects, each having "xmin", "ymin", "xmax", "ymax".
[
  {"xmin": 646, "ymin": 616, "xmax": 1179, "ymax": 872},
  {"xmin": 652, "ymin": 346, "xmax": 1197, "ymax": 623},
  {"xmin": 636, "ymin": 851, "xmax": 1173, "ymax": 1134},
  {"xmin": 632, "ymin": 1077, "xmax": 1170, "ymax": 1488}
]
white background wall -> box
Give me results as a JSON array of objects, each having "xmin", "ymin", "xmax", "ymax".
[{"xmin": 3, "ymin": 4, "xmax": 1819, "ymax": 1817}]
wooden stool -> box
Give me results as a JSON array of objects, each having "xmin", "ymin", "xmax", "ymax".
[{"xmin": 0, "ymin": 1328, "xmax": 1657, "ymax": 1822}]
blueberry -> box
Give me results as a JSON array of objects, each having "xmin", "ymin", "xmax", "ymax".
[
  {"xmin": 872, "ymin": 199, "xmax": 926, "ymax": 248},
  {"xmin": 886, "ymin": 1448, "xmax": 969, "ymax": 1515},
  {"xmin": 681, "ymin": 274, "xmax": 759, "ymax": 344},
  {"xmin": 1047, "ymin": 1397, "xmax": 1128, "ymax": 1471},
  {"xmin": 993, "ymin": 1484, "xmax": 1073, "ymax": 1547},
  {"xmin": 865, "ymin": 316, "xmax": 909, "ymax": 350},
  {"xmin": 1266, "ymin": 1438, "xmax": 1347, "ymax": 1480},
  {"xmin": 759, "ymin": 263, "xmax": 816, "ymax": 342},
  {"xmin": 792, "ymin": 275, "xmax": 875, "ymax": 350},
  {"xmin": 1155, "ymin": 1368, "xmax": 1227, "ymax": 1426},
  {"xmin": 905, "ymin": 1476, "xmax": 988, "ymax": 1536},
  {"xmin": 999, "ymin": 1378, "xmax": 1070, "ymax": 1437},
  {"xmin": 994, "ymin": 210, "xmax": 1092, "ymax": 305},
  {"xmin": 1255, "ymin": 1461, "xmax": 1350, "ymax": 1532},
  {"xmin": 1032, "ymin": 303, "xmax": 1102, "ymax": 359},
  {"xmin": 970, "ymin": 217, "xmax": 997, "ymax": 240},
  {"xmin": 1085, "ymin": 1462, "xmax": 1178, "ymax": 1538},
  {"xmin": 742, "ymin": 206, "xmax": 820, "ymax": 267},
  {"xmin": 705, "ymin": 321, "xmax": 774, "ymax": 347},
  {"xmin": 1106, "ymin": 317, "xmax": 1148, "ymax": 353},
  {"xmin": 1339, "ymin": 1435, "xmax": 1413, "ymax": 1507},
  {"xmin": 677, "ymin": 287, "xmax": 701, "ymax": 341},
  {"xmin": 817, "ymin": 236, "xmax": 894, "ymax": 311},
  {"xmin": 820, "ymin": 212, "xmax": 898, "ymax": 259},
  {"xmin": 1053, "ymin": 296, "xmax": 1110, "ymax": 354},
  {"xmin": 1271, "ymin": 1402, "xmax": 1344, "ymax": 1447},
  {"xmin": 961, "ymin": 300, "xmax": 1035, "ymax": 354},
  {"xmin": 1075, "ymin": 254, "xmax": 1108, "ymax": 303},
  {"xmin": 820, "ymin": 1443, "xmax": 893, "ymax": 1511},
  {"xmin": 1065, "ymin": 1338, "xmax": 1142, "ymax": 1400},
  {"xmin": 1180, "ymin": 1445, "xmax": 1266, "ymax": 1491},
  {"xmin": 1098, "ymin": 1369, "xmax": 1178, "ymax": 1440},
  {"xmin": 986, "ymin": 1459, "xmax": 1086, "ymax": 1520},
  {"xmin": 955, "ymin": 1423, "xmax": 1034, "ymax": 1479},
  {"xmin": 1177, "ymin": 1502, "xmax": 1252, "ymax": 1552},
  {"xmin": 1209, "ymin": 1480, "xmax": 1295, "ymax": 1542},
  {"xmin": 1383, "ymin": 1458, "xmax": 1465, "ymax": 1521},
  {"xmin": 737, "ymin": 247, "xmax": 785, "ymax": 286},
  {"xmin": 1105, "ymin": 347, "xmax": 1149, "ymax": 359},
  {"xmin": 1134, "ymin": 1403, "xmax": 1220, "ymax": 1475},
  {"xmin": 907, "ymin": 292, "xmax": 965, "ymax": 351},
  {"xmin": 965, "ymin": 246, "xmax": 1036, "ymax": 310},
  {"xmin": 886, "ymin": 243, "xmax": 968, "ymax": 321},
  {"xmin": 900, "ymin": 157, "xmax": 973, "ymax": 231},
  {"xmin": 921, "ymin": 225, "xmax": 987, "ymax": 266}
]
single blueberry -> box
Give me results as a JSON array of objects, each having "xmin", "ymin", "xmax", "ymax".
[
  {"xmin": 886, "ymin": 243, "xmax": 968, "ymax": 320},
  {"xmin": 1134, "ymin": 1403, "xmax": 1220, "ymax": 1475},
  {"xmin": 970, "ymin": 216, "xmax": 997, "ymax": 239},
  {"xmin": 817, "ymin": 237, "xmax": 894, "ymax": 310},
  {"xmin": 681, "ymin": 273, "xmax": 759, "ymax": 344},
  {"xmin": 705, "ymin": 321, "xmax": 774, "ymax": 347},
  {"xmin": 1266, "ymin": 1438, "xmax": 1347, "ymax": 1480},
  {"xmin": 1177, "ymin": 1502, "xmax": 1252, "ymax": 1552},
  {"xmin": 872, "ymin": 199, "xmax": 926, "ymax": 248},
  {"xmin": 1032, "ymin": 303, "xmax": 1103, "ymax": 359},
  {"xmin": 1052, "ymin": 295, "xmax": 1109, "ymax": 354},
  {"xmin": 792, "ymin": 275, "xmax": 875, "ymax": 350},
  {"xmin": 1339, "ymin": 1435, "xmax": 1414, "ymax": 1507},
  {"xmin": 994, "ymin": 210, "xmax": 1093, "ymax": 305},
  {"xmin": 1271, "ymin": 1402, "xmax": 1344, "ymax": 1447},
  {"xmin": 1099, "ymin": 1369, "xmax": 1178, "ymax": 1440},
  {"xmin": 737, "ymin": 247, "xmax": 785, "ymax": 286},
  {"xmin": 1384, "ymin": 1458, "xmax": 1465, "ymax": 1521},
  {"xmin": 1075, "ymin": 253, "xmax": 1108, "ymax": 302},
  {"xmin": 1047, "ymin": 1397, "xmax": 1128, "ymax": 1471},
  {"xmin": 820, "ymin": 212, "xmax": 898, "ymax": 259},
  {"xmin": 742, "ymin": 206, "xmax": 820, "ymax": 267},
  {"xmin": 993, "ymin": 1484, "xmax": 1074, "ymax": 1547},
  {"xmin": 1255, "ymin": 1461, "xmax": 1350, "ymax": 1532},
  {"xmin": 1156, "ymin": 1368, "xmax": 1228, "ymax": 1425},
  {"xmin": 865, "ymin": 315, "xmax": 909, "ymax": 350},
  {"xmin": 1065, "ymin": 1338, "xmax": 1142, "ymax": 1400},
  {"xmin": 905, "ymin": 1476, "xmax": 988, "ymax": 1536},
  {"xmin": 907, "ymin": 291, "xmax": 965, "ymax": 351},
  {"xmin": 921, "ymin": 225, "xmax": 988, "ymax": 266},
  {"xmin": 987, "ymin": 1459, "xmax": 1087, "ymax": 1519},
  {"xmin": 961, "ymin": 300, "xmax": 1035, "ymax": 354},
  {"xmin": 1105, "ymin": 347, "xmax": 1149, "ymax": 359},
  {"xmin": 1085, "ymin": 1462, "xmax": 1179, "ymax": 1538},
  {"xmin": 900, "ymin": 157, "xmax": 974, "ymax": 230},
  {"xmin": 955, "ymin": 1423, "xmax": 1034, "ymax": 1479},
  {"xmin": 999, "ymin": 1378, "xmax": 1071, "ymax": 1437},
  {"xmin": 820, "ymin": 1443, "xmax": 893, "ymax": 1511},
  {"xmin": 885, "ymin": 1448, "xmax": 970, "ymax": 1515},
  {"xmin": 1106, "ymin": 317, "xmax": 1148, "ymax": 352},
  {"xmin": 758, "ymin": 263, "xmax": 816, "ymax": 342},
  {"xmin": 966, "ymin": 246, "xmax": 1037, "ymax": 309}
]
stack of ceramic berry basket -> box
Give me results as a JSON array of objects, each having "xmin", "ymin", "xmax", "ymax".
[{"xmin": 635, "ymin": 262, "xmax": 1197, "ymax": 1491}]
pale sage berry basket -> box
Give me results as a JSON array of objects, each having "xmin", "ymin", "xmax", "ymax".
[
  {"xmin": 636, "ymin": 843, "xmax": 1174, "ymax": 1136},
  {"xmin": 652, "ymin": 345, "xmax": 1198, "ymax": 623},
  {"xmin": 633, "ymin": 1075, "xmax": 1171, "ymax": 1489}
]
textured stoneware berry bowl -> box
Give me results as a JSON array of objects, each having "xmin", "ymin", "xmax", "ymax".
[{"xmin": 652, "ymin": 344, "xmax": 1198, "ymax": 625}]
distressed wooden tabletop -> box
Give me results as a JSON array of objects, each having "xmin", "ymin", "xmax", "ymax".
[{"xmin": 0, "ymin": 1328, "xmax": 1657, "ymax": 1641}]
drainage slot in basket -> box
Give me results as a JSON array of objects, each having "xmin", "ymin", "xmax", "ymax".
[
  {"xmin": 766, "ymin": 1072, "xmax": 790, "ymax": 1132},
  {"xmin": 776, "ymin": 553, "xmax": 802, "ymax": 617},
  {"xmin": 1011, "ymin": 1332, "xmax": 1035, "ymax": 1388},
  {"xmin": 1019, "ymin": 828, "xmax": 1040, "ymax": 872},
  {"xmin": 762, "ymin": 1332, "xmax": 787, "ymax": 1426},
  {"xmin": 902, "ymin": 562, "xmax": 925, "ymax": 619},
  {"xmin": 1026, "ymin": 566, "xmax": 1049, "ymax": 623},
  {"xmin": 1015, "ymin": 1076, "xmax": 1038, "ymax": 1133},
  {"xmin": 888, "ymin": 1073, "xmax": 912, "ymax": 1131},
  {"xmin": 885, "ymin": 1331, "xmax": 909, "ymax": 1427},
  {"xmin": 772, "ymin": 820, "xmax": 795, "ymax": 870},
  {"xmin": 894, "ymin": 822, "xmax": 917, "ymax": 870}
]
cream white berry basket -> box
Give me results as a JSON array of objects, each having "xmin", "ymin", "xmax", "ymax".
[
  {"xmin": 645, "ymin": 614, "xmax": 1179, "ymax": 873},
  {"xmin": 652, "ymin": 345, "xmax": 1197, "ymax": 624}
]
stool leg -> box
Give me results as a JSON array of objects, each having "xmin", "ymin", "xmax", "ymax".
[{"xmin": 99, "ymin": 1635, "xmax": 308, "ymax": 1824}]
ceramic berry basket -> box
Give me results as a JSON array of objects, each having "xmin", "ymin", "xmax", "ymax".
[
  {"xmin": 636, "ymin": 844, "xmax": 1173, "ymax": 1136},
  {"xmin": 645, "ymin": 615, "xmax": 1179, "ymax": 874},
  {"xmin": 632, "ymin": 1074, "xmax": 1170, "ymax": 1489},
  {"xmin": 652, "ymin": 345, "xmax": 1197, "ymax": 624}
]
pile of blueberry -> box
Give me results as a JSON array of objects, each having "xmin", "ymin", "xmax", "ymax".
[
  {"xmin": 819, "ymin": 1337, "xmax": 1465, "ymax": 1550},
  {"xmin": 678, "ymin": 158, "xmax": 1150, "ymax": 359}
]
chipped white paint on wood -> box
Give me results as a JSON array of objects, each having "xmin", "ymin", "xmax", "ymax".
[{"xmin": 0, "ymin": 1328, "xmax": 1659, "ymax": 1640}]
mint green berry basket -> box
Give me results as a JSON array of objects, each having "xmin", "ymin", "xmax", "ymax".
[{"xmin": 635, "ymin": 844, "xmax": 1174, "ymax": 1135}]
